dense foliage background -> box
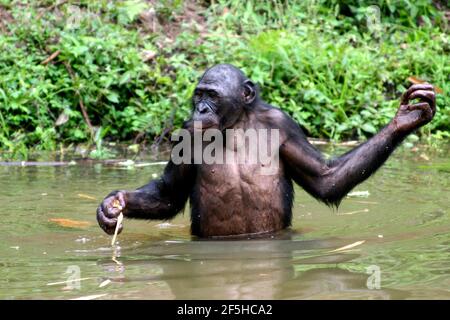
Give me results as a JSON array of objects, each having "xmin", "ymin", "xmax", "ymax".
[{"xmin": 0, "ymin": 0, "xmax": 448, "ymax": 159}]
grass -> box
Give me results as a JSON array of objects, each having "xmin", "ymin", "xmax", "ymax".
[{"xmin": 0, "ymin": 0, "xmax": 448, "ymax": 160}]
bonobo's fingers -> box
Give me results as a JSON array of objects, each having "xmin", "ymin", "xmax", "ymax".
[
  {"xmin": 408, "ymin": 90, "xmax": 436, "ymax": 114},
  {"xmin": 97, "ymin": 206, "xmax": 122, "ymax": 235},
  {"xmin": 101, "ymin": 191, "xmax": 126, "ymax": 219},
  {"xmin": 101, "ymin": 199, "xmax": 120, "ymax": 219},
  {"xmin": 408, "ymin": 102, "xmax": 433, "ymax": 121},
  {"xmin": 117, "ymin": 191, "xmax": 126, "ymax": 208},
  {"xmin": 401, "ymin": 83, "xmax": 434, "ymax": 105},
  {"xmin": 97, "ymin": 191, "xmax": 126, "ymax": 235}
]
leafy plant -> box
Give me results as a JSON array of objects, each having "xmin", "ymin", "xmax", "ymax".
[{"xmin": 0, "ymin": 0, "xmax": 448, "ymax": 160}]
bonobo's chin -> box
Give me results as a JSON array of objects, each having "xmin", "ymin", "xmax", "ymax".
[{"xmin": 193, "ymin": 120, "xmax": 218, "ymax": 131}]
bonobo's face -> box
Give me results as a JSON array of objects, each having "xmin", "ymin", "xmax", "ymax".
[{"xmin": 192, "ymin": 64, "xmax": 256, "ymax": 130}]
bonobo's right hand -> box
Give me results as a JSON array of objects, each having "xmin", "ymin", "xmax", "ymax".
[{"xmin": 96, "ymin": 191, "xmax": 126, "ymax": 235}]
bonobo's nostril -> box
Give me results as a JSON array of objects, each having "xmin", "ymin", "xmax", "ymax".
[{"xmin": 197, "ymin": 102, "xmax": 209, "ymax": 114}]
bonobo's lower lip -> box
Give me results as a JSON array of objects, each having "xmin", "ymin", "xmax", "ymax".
[{"xmin": 193, "ymin": 123, "xmax": 217, "ymax": 130}]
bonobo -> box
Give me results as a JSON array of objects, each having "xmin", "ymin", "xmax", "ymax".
[{"xmin": 96, "ymin": 64, "xmax": 436, "ymax": 238}]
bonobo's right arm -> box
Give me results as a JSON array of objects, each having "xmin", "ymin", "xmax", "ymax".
[{"xmin": 96, "ymin": 160, "xmax": 195, "ymax": 235}]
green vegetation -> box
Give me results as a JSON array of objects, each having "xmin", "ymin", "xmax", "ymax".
[{"xmin": 0, "ymin": 0, "xmax": 448, "ymax": 160}]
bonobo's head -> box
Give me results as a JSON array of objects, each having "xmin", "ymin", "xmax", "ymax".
[{"xmin": 191, "ymin": 64, "xmax": 258, "ymax": 130}]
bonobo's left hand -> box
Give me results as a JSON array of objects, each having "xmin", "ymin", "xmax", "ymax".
[{"xmin": 391, "ymin": 83, "xmax": 436, "ymax": 134}]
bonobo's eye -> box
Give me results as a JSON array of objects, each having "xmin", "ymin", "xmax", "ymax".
[
  {"xmin": 193, "ymin": 89, "xmax": 202, "ymax": 102},
  {"xmin": 207, "ymin": 90, "xmax": 218, "ymax": 98},
  {"xmin": 193, "ymin": 88, "xmax": 219, "ymax": 105}
]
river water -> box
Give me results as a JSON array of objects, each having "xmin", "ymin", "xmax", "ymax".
[{"xmin": 0, "ymin": 144, "xmax": 449, "ymax": 299}]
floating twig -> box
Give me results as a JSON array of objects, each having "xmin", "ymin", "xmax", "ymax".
[
  {"xmin": 70, "ymin": 293, "xmax": 108, "ymax": 300},
  {"xmin": 98, "ymin": 279, "xmax": 111, "ymax": 288},
  {"xmin": 0, "ymin": 161, "xmax": 71, "ymax": 167},
  {"xmin": 328, "ymin": 240, "xmax": 366, "ymax": 253},
  {"xmin": 77, "ymin": 193, "xmax": 97, "ymax": 200},
  {"xmin": 338, "ymin": 208, "xmax": 369, "ymax": 215},
  {"xmin": 111, "ymin": 199, "xmax": 124, "ymax": 246},
  {"xmin": 47, "ymin": 277, "xmax": 91, "ymax": 286}
]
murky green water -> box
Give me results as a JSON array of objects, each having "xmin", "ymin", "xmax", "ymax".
[{"xmin": 0, "ymin": 144, "xmax": 449, "ymax": 300}]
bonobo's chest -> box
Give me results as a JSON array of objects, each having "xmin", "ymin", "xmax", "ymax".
[{"xmin": 193, "ymin": 144, "xmax": 287, "ymax": 237}]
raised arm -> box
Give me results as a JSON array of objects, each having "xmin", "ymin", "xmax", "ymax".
[
  {"xmin": 96, "ymin": 160, "xmax": 195, "ymax": 235},
  {"xmin": 280, "ymin": 84, "xmax": 436, "ymax": 206}
]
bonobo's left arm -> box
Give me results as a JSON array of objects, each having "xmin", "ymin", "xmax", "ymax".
[{"xmin": 280, "ymin": 84, "xmax": 436, "ymax": 206}]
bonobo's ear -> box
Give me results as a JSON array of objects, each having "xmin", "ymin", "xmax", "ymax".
[{"xmin": 243, "ymin": 80, "xmax": 256, "ymax": 105}]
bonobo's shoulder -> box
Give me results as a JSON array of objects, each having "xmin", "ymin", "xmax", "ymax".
[{"xmin": 256, "ymin": 103, "xmax": 303, "ymax": 133}]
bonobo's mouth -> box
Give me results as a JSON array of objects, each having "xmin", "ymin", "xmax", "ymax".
[{"xmin": 193, "ymin": 121, "xmax": 218, "ymax": 131}]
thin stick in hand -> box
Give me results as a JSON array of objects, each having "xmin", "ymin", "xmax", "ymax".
[{"xmin": 111, "ymin": 200, "xmax": 123, "ymax": 246}]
